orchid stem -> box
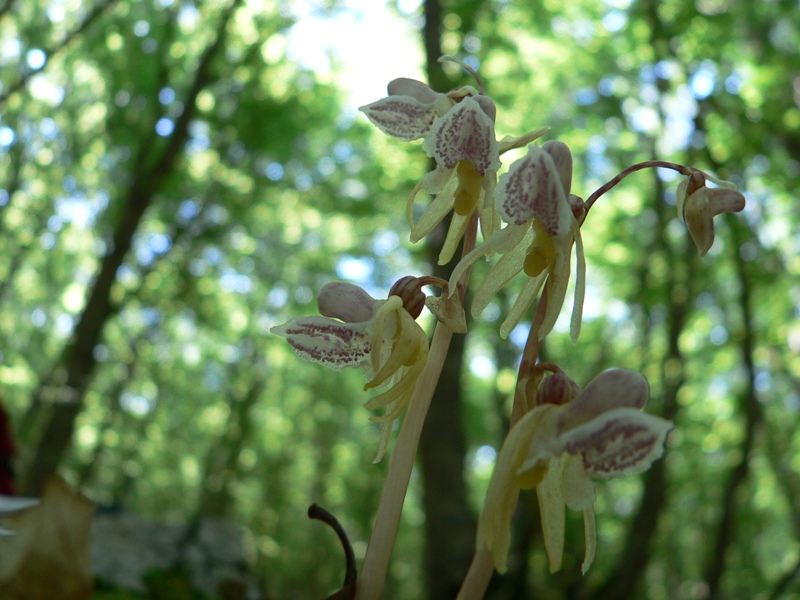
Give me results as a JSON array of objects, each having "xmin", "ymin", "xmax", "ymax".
[
  {"xmin": 456, "ymin": 547, "xmax": 496, "ymax": 600},
  {"xmin": 355, "ymin": 321, "xmax": 453, "ymax": 600},
  {"xmin": 583, "ymin": 160, "xmax": 694, "ymax": 216},
  {"xmin": 355, "ymin": 213, "xmax": 479, "ymax": 600}
]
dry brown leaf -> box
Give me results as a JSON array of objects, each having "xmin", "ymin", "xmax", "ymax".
[{"xmin": 0, "ymin": 476, "xmax": 95, "ymax": 600}]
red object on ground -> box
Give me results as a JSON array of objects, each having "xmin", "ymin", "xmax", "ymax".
[{"xmin": 0, "ymin": 402, "xmax": 17, "ymax": 495}]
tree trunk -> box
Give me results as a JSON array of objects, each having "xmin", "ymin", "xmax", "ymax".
[
  {"xmin": 416, "ymin": 1, "xmax": 478, "ymax": 596},
  {"xmin": 19, "ymin": 0, "xmax": 242, "ymax": 496}
]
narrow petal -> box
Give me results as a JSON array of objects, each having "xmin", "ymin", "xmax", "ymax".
[
  {"xmin": 364, "ymin": 336, "xmax": 426, "ymax": 409},
  {"xmin": 538, "ymin": 242, "xmax": 572, "ymax": 340},
  {"xmin": 317, "ymin": 282, "xmax": 377, "ymax": 323},
  {"xmin": 561, "ymin": 454, "xmax": 596, "ymax": 511},
  {"xmin": 423, "ymin": 97, "xmax": 500, "ymax": 175},
  {"xmin": 570, "ymin": 223, "xmax": 586, "ymax": 343},
  {"xmin": 582, "ymin": 507, "xmax": 596, "ymax": 575},
  {"xmin": 558, "ymin": 369, "xmax": 650, "ymax": 433},
  {"xmin": 373, "ymin": 421, "xmax": 393, "ymax": 464},
  {"xmin": 359, "ymin": 96, "xmax": 438, "ymax": 141},
  {"xmin": 271, "ymin": 317, "xmax": 371, "ymax": 371},
  {"xmin": 495, "ymin": 145, "xmax": 572, "ymax": 235},
  {"xmin": 438, "ymin": 212, "xmax": 471, "ymax": 265},
  {"xmin": 560, "ymin": 408, "xmax": 673, "ymax": 479},
  {"xmin": 410, "ymin": 175, "xmax": 458, "ymax": 243},
  {"xmin": 497, "ymin": 127, "xmax": 550, "ymax": 154},
  {"xmin": 448, "ymin": 241, "xmax": 494, "ymax": 299},
  {"xmin": 471, "ymin": 227, "xmax": 534, "ymax": 317},
  {"xmin": 536, "ymin": 455, "xmax": 566, "ymax": 573},
  {"xmin": 477, "ymin": 404, "xmax": 558, "ymax": 573},
  {"xmin": 499, "ymin": 271, "xmax": 547, "ymax": 339}
]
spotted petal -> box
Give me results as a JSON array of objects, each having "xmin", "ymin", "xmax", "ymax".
[
  {"xmin": 496, "ymin": 145, "xmax": 572, "ymax": 235},
  {"xmin": 359, "ymin": 95, "xmax": 439, "ymax": 141},
  {"xmin": 271, "ymin": 317, "xmax": 372, "ymax": 371},
  {"xmin": 423, "ymin": 96, "xmax": 500, "ymax": 175},
  {"xmin": 560, "ymin": 408, "xmax": 673, "ymax": 479}
]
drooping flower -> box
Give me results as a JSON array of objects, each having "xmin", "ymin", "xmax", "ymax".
[
  {"xmin": 676, "ymin": 171, "xmax": 746, "ymax": 256},
  {"xmin": 271, "ymin": 280, "xmax": 429, "ymax": 462},
  {"xmin": 477, "ymin": 368, "xmax": 672, "ymax": 574},
  {"xmin": 449, "ymin": 140, "xmax": 586, "ymax": 341}
]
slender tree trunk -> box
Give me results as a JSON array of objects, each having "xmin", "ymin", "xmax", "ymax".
[
  {"xmin": 416, "ymin": 1, "xmax": 477, "ymax": 596},
  {"xmin": 196, "ymin": 369, "xmax": 265, "ymax": 518},
  {"xmin": 19, "ymin": 0, "xmax": 242, "ymax": 496}
]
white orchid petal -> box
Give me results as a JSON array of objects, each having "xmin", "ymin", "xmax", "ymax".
[
  {"xmin": 499, "ymin": 271, "xmax": 547, "ymax": 339},
  {"xmin": 558, "ymin": 369, "xmax": 650, "ymax": 433},
  {"xmin": 439, "ymin": 212, "xmax": 471, "ymax": 265},
  {"xmin": 359, "ymin": 95, "xmax": 438, "ymax": 141},
  {"xmin": 471, "ymin": 227, "xmax": 533, "ymax": 317},
  {"xmin": 561, "ymin": 408, "xmax": 673, "ymax": 479},
  {"xmin": 410, "ymin": 176, "xmax": 458, "ymax": 243},
  {"xmin": 424, "ymin": 97, "xmax": 500, "ymax": 174},
  {"xmin": 317, "ymin": 282, "xmax": 378, "ymax": 323},
  {"xmin": 495, "ymin": 145, "xmax": 571, "ymax": 234},
  {"xmin": 538, "ymin": 242, "xmax": 572, "ymax": 340},
  {"xmin": 271, "ymin": 317, "xmax": 371, "ymax": 371},
  {"xmin": 386, "ymin": 77, "xmax": 438, "ymax": 103}
]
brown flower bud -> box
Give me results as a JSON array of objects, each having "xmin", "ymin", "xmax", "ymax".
[
  {"xmin": 537, "ymin": 371, "xmax": 580, "ymax": 406},
  {"xmin": 388, "ymin": 276, "xmax": 426, "ymax": 319}
]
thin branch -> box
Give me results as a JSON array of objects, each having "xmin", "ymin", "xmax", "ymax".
[{"xmin": 0, "ymin": 0, "xmax": 119, "ymax": 106}]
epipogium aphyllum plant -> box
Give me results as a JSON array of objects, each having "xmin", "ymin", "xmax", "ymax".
[{"xmin": 271, "ymin": 57, "xmax": 746, "ymax": 599}]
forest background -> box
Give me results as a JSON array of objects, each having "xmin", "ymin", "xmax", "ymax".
[{"xmin": 0, "ymin": 0, "xmax": 798, "ymax": 598}]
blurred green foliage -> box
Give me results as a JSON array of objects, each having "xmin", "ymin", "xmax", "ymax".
[{"xmin": 0, "ymin": 0, "xmax": 797, "ymax": 598}]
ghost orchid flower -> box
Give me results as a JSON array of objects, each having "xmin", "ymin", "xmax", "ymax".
[
  {"xmin": 396, "ymin": 94, "xmax": 502, "ymax": 265},
  {"xmin": 478, "ymin": 368, "xmax": 672, "ymax": 575},
  {"xmin": 677, "ymin": 171, "xmax": 746, "ymax": 257},
  {"xmin": 449, "ymin": 140, "xmax": 586, "ymax": 341},
  {"xmin": 271, "ymin": 280, "xmax": 429, "ymax": 462}
]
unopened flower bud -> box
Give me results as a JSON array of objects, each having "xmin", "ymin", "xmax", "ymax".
[
  {"xmin": 389, "ymin": 276, "xmax": 426, "ymax": 319},
  {"xmin": 537, "ymin": 371, "xmax": 580, "ymax": 406}
]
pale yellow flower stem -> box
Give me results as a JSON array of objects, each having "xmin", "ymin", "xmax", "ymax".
[
  {"xmin": 511, "ymin": 291, "xmax": 549, "ymax": 426},
  {"xmin": 456, "ymin": 546, "xmax": 498, "ymax": 600},
  {"xmin": 356, "ymin": 322, "xmax": 453, "ymax": 600},
  {"xmin": 355, "ymin": 213, "xmax": 478, "ymax": 600}
]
